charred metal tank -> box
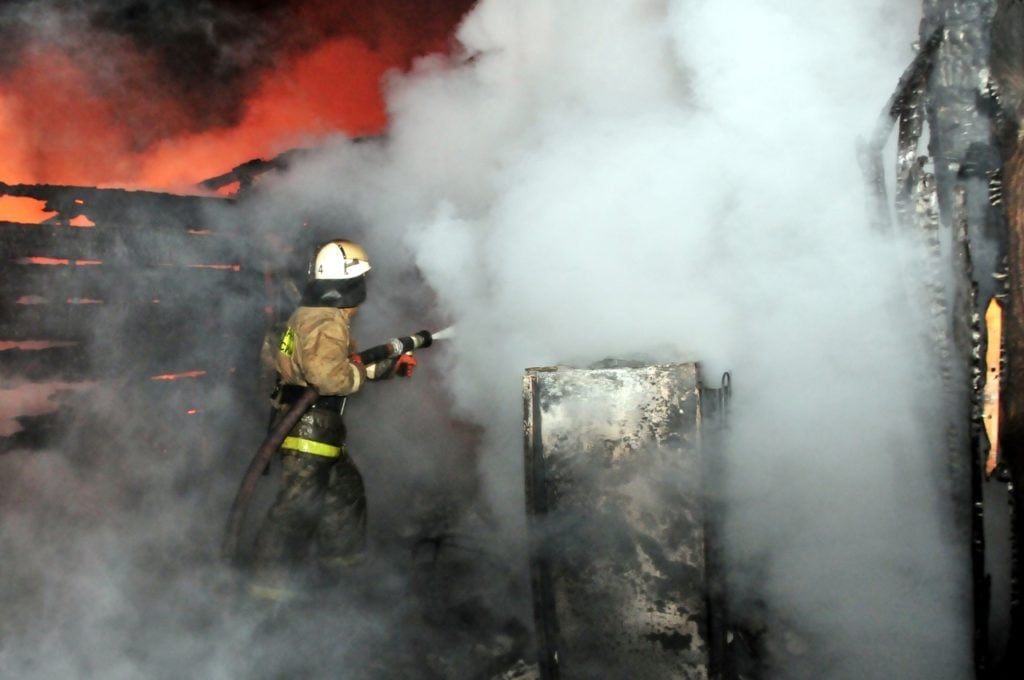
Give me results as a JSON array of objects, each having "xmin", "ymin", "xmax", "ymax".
[{"xmin": 523, "ymin": 361, "xmax": 729, "ymax": 680}]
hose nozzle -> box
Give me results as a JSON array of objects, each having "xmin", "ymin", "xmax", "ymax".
[{"xmin": 357, "ymin": 330, "xmax": 433, "ymax": 365}]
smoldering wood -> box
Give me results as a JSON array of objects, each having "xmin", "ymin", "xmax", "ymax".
[
  {"xmin": 0, "ymin": 412, "xmax": 74, "ymax": 453},
  {"xmin": 0, "ymin": 374, "xmax": 253, "ymax": 454},
  {"xmin": 858, "ymin": 27, "xmax": 942, "ymax": 234},
  {"xmin": 994, "ymin": 0, "xmax": 1024, "ymax": 437},
  {"xmin": 0, "ymin": 345, "xmax": 90, "ymax": 382},
  {"xmin": 0, "ymin": 221, "xmax": 250, "ymax": 266},
  {"xmin": 0, "ymin": 183, "xmax": 266, "ymax": 453},
  {"xmin": 0, "ymin": 314, "xmax": 256, "ymax": 379},
  {"xmin": 991, "ymin": 1, "xmax": 1024, "ymax": 125},
  {"xmin": 914, "ymin": 1, "xmax": 1021, "ymax": 675},
  {"xmin": 197, "ymin": 148, "xmax": 310, "ymax": 193},
  {"xmin": 0, "ymin": 286, "xmax": 258, "ymax": 333},
  {"xmin": 0, "ymin": 302, "xmax": 107, "ymax": 341},
  {"xmin": 0, "ymin": 182, "xmax": 231, "ymax": 228},
  {"xmin": 0, "ymin": 265, "xmax": 254, "ymax": 305},
  {"xmin": 997, "ymin": 123, "xmax": 1024, "ymax": 679}
]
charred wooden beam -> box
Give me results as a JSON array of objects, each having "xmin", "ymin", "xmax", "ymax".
[
  {"xmin": 916, "ymin": 2, "xmax": 1020, "ymax": 677},
  {"xmin": 0, "ymin": 182, "xmax": 232, "ymax": 227},
  {"xmin": 0, "ymin": 265, "xmax": 256, "ymax": 306},
  {"xmin": 197, "ymin": 149, "xmax": 308, "ymax": 193},
  {"xmin": 0, "ymin": 345, "xmax": 90, "ymax": 382},
  {"xmin": 0, "ymin": 221, "xmax": 252, "ymax": 267},
  {"xmin": 0, "ymin": 412, "xmax": 72, "ymax": 453}
]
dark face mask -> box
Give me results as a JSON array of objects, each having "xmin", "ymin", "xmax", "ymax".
[{"xmin": 302, "ymin": 275, "xmax": 367, "ymax": 308}]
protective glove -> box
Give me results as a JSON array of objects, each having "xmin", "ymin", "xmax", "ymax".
[
  {"xmin": 394, "ymin": 352, "xmax": 417, "ymax": 378},
  {"xmin": 349, "ymin": 352, "xmax": 368, "ymax": 383}
]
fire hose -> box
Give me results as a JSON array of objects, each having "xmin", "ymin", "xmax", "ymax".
[{"xmin": 221, "ymin": 330, "xmax": 436, "ymax": 562}]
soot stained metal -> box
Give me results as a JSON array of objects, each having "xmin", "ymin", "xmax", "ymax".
[{"xmin": 524, "ymin": 362, "xmax": 729, "ymax": 679}]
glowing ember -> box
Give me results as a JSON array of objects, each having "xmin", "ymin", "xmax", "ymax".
[
  {"xmin": 21, "ymin": 257, "xmax": 70, "ymax": 266},
  {"xmin": 215, "ymin": 181, "xmax": 241, "ymax": 197},
  {"xmin": 19, "ymin": 257, "xmax": 105, "ymax": 267},
  {"xmin": 150, "ymin": 370, "xmax": 207, "ymax": 381},
  {"xmin": 186, "ymin": 263, "xmax": 241, "ymax": 271},
  {"xmin": 68, "ymin": 215, "xmax": 96, "ymax": 227},
  {"xmin": 0, "ymin": 340, "xmax": 78, "ymax": 350}
]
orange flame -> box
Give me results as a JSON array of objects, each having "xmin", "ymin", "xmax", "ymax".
[
  {"xmin": 21, "ymin": 257, "xmax": 70, "ymax": 266},
  {"xmin": 69, "ymin": 215, "xmax": 96, "ymax": 227},
  {"xmin": 0, "ymin": 196, "xmax": 57, "ymax": 223},
  {"xmin": 0, "ymin": 13, "xmax": 470, "ymax": 193}
]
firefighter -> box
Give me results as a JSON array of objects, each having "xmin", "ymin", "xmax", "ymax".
[{"xmin": 249, "ymin": 239, "xmax": 415, "ymax": 602}]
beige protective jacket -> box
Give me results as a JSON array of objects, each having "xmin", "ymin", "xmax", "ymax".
[{"xmin": 275, "ymin": 306, "xmax": 364, "ymax": 396}]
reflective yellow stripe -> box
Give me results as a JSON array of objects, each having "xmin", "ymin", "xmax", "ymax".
[
  {"xmin": 281, "ymin": 436, "xmax": 343, "ymax": 458},
  {"xmin": 278, "ymin": 326, "xmax": 296, "ymax": 357}
]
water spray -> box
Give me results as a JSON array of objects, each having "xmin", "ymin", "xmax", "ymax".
[
  {"xmin": 222, "ymin": 327, "xmax": 452, "ymax": 562},
  {"xmin": 431, "ymin": 325, "xmax": 456, "ymax": 341}
]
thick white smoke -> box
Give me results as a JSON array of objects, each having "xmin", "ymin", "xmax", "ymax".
[{"xmin": 253, "ymin": 0, "xmax": 970, "ymax": 677}]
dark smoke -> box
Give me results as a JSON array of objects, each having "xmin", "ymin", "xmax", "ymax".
[{"xmin": 0, "ymin": 0, "xmax": 477, "ymax": 146}]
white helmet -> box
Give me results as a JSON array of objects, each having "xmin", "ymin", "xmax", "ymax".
[
  {"xmin": 304, "ymin": 239, "xmax": 371, "ymax": 308},
  {"xmin": 311, "ymin": 239, "xmax": 371, "ymax": 280}
]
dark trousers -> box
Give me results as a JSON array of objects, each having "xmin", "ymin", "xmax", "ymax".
[{"xmin": 251, "ymin": 449, "xmax": 367, "ymax": 595}]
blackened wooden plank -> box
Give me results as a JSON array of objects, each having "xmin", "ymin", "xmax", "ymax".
[
  {"xmin": 0, "ymin": 182, "xmax": 233, "ymax": 230},
  {"xmin": 0, "ymin": 347, "xmax": 247, "ymax": 384},
  {"xmin": 0, "ymin": 412, "xmax": 71, "ymax": 452},
  {"xmin": 0, "ymin": 294, "xmax": 263, "ymax": 344},
  {"xmin": 0, "ymin": 300, "xmax": 104, "ymax": 341},
  {"xmin": 0, "ymin": 369, "xmax": 259, "ymax": 454},
  {"xmin": 0, "ymin": 262, "xmax": 259, "ymax": 303},
  {"xmin": 0, "ymin": 219, "xmax": 250, "ymax": 255},
  {"xmin": 0, "ymin": 345, "xmax": 90, "ymax": 381},
  {"xmin": 0, "ymin": 221, "xmax": 253, "ymax": 268}
]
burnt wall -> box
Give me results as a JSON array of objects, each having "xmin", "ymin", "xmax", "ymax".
[{"xmin": 0, "ymin": 182, "xmax": 266, "ymax": 453}]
